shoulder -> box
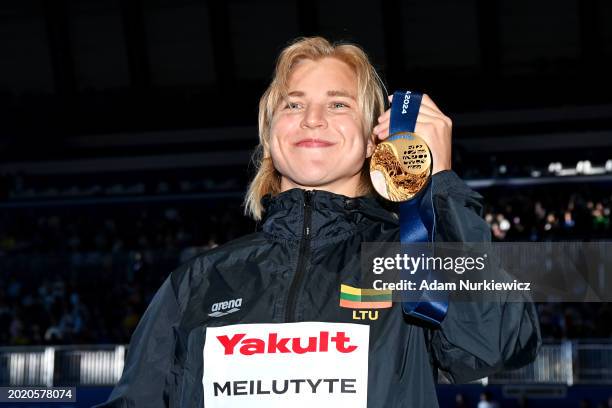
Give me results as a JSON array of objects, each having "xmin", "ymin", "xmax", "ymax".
[
  {"xmin": 169, "ymin": 231, "xmax": 268, "ymax": 296},
  {"xmin": 430, "ymin": 170, "xmax": 483, "ymax": 200}
]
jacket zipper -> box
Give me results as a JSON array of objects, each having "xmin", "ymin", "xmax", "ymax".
[{"xmin": 285, "ymin": 190, "xmax": 313, "ymax": 322}]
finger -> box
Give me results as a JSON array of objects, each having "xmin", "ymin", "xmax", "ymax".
[
  {"xmin": 383, "ymin": 94, "xmax": 448, "ymax": 124},
  {"xmin": 420, "ymin": 93, "xmax": 442, "ymax": 112},
  {"xmin": 379, "ymin": 103, "xmax": 441, "ymax": 120},
  {"xmin": 377, "ymin": 109, "xmax": 391, "ymax": 123},
  {"xmin": 375, "ymin": 126, "xmax": 390, "ymax": 139},
  {"xmin": 373, "ymin": 117, "xmax": 389, "ymax": 133},
  {"xmin": 414, "ymin": 121, "xmax": 436, "ymax": 139},
  {"xmin": 414, "ymin": 113, "xmax": 449, "ymax": 135},
  {"xmin": 418, "ymin": 105, "xmax": 452, "ymax": 127},
  {"xmin": 419, "ymin": 106, "xmax": 452, "ymax": 128},
  {"xmin": 418, "ymin": 104, "xmax": 443, "ymax": 118},
  {"xmin": 415, "ymin": 111, "xmax": 444, "ymax": 124},
  {"xmin": 376, "ymin": 112, "xmax": 442, "ymax": 138}
]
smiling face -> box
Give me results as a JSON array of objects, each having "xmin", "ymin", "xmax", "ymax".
[{"xmin": 269, "ymin": 57, "xmax": 375, "ymax": 197}]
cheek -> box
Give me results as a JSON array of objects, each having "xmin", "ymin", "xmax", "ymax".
[
  {"xmin": 268, "ymin": 134, "xmax": 285, "ymax": 169},
  {"xmin": 269, "ymin": 119, "xmax": 295, "ymax": 169},
  {"xmin": 268, "ymin": 120, "xmax": 285, "ymax": 153},
  {"xmin": 337, "ymin": 119, "xmax": 367, "ymax": 152},
  {"xmin": 270, "ymin": 116, "xmax": 298, "ymax": 146}
]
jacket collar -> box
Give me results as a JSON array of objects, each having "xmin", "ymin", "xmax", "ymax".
[{"xmin": 260, "ymin": 188, "xmax": 398, "ymax": 243}]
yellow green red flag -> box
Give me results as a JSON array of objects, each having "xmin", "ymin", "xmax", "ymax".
[{"xmin": 339, "ymin": 284, "xmax": 392, "ymax": 309}]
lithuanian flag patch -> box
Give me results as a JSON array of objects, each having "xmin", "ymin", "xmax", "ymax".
[{"xmin": 339, "ymin": 284, "xmax": 392, "ymax": 309}]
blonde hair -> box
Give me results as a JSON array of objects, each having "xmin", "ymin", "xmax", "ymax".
[{"xmin": 244, "ymin": 36, "xmax": 386, "ymax": 221}]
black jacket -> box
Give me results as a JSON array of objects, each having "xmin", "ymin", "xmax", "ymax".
[{"xmin": 97, "ymin": 170, "xmax": 541, "ymax": 407}]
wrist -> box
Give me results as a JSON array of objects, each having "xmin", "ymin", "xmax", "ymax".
[{"xmin": 432, "ymin": 161, "xmax": 451, "ymax": 175}]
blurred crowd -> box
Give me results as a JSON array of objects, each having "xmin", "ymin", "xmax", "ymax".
[
  {"xmin": 0, "ymin": 172, "xmax": 243, "ymax": 202},
  {"xmin": 1, "ymin": 250, "xmax": 183, "ymax": 345},
  {"xmin": 452, "ymin": 391, "xmax": 612, "ymax": 408},
  {"xmin": 483, "ymin": 185, "xmax": 611, "ymax": 241},
  {"xmin": 0, "ymin": 203, "xmax": 251, "ymax": 345},
  {"xmin": 0, "ymin": 203, "xmax": 249, "ymax": 254},
  {"xmin": 0, "ymin": 184, "xmax": 611, "ymax": 346}
]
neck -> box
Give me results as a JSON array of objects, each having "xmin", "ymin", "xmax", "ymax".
[{"xmin": 280, "ymin": 174, "xmax": 362, "ymax": 197}]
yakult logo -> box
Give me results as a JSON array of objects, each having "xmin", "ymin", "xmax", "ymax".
[
  {"xmin": 203, "ymin": 323, "xmax": 370, "ymax": 407},
  {"xmin": 217, "ymin": 331, "xmax": 358, "ymax": 356}
]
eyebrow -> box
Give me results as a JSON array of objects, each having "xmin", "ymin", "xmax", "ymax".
[
  {"xmin": 287, "ymin": 90, "xmax": 356, "ymax": 99},
  {"xmin": 327, "ymin": 90, "xmax": 356, "ymax": 99}
]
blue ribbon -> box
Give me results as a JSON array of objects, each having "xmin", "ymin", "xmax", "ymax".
[
  {"xmin": 389, "ymin": 90, "xmax": 423, "ymax": 136},
  {"xmin": 391, "ymin": 90, "xmax": 448, "ymax": 327}
]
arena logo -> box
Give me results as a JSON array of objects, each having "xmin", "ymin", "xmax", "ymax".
[
  {"xmin": 216, "ymin": 331, "xmax": 358, "ymax": 355},
  {"xmin": 208, "ymin": 297, "xmax": 242, "ymax": 317}
]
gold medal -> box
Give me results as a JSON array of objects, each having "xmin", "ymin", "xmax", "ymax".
[{"xmin": 369, "ymin": 132, "xmax": 432, "ymax": 202}]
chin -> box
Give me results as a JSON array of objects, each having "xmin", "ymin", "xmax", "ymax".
[
  {"xmin": 291, "ymin": 175, "xmax": 333, "ymax": 189},
  {"xmin": 288, "ymin": 162, "xmax": 333, "ymax": 182}
]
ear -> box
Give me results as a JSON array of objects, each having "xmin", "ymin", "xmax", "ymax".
[{"xmin": 365, "ymin": 133, "xmax": 376, "ymax": 158}]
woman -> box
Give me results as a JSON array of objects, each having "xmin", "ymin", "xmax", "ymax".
[{"xmin": 98, "ymin": 37, "xmax": 540, "ymax": 408}]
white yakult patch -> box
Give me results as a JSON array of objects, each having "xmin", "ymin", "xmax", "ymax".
[{"xmin": 202, "ymin": 322, "xmax": 369, "ymax": 408}]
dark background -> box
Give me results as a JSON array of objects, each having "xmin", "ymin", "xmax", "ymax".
[{"xmin": 1, "ymin": 0, "xmax": 611, "ymax": 169}]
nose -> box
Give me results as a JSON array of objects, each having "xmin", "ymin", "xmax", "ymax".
[{"xmin": 301, "ymin": 104, "xmax": 327, "ymax": 129}]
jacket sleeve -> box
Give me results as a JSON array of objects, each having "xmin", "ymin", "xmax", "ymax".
[
  {"xmin": 94, "ymin": 264, "xmax": 187, "ymax": 408},
  {"xmin": 424, "ymin": 170, "xmax": 542, "ymax": 383}
]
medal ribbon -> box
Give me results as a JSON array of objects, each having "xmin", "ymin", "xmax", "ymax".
[{"xmin": 391, "ymin": 90, "xmax": 448, "ymax": 327}]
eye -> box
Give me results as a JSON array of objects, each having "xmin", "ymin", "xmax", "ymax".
[
  {"xmin": 331, "ymin": 102, "xmax": 348, "ymax": 109},
  {"xmin": 285, "ymin": 101, "xmax": 302, "ymax": 110}
]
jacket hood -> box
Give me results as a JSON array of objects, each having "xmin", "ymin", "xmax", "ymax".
[{"xmin": 260, "ymin": 188, "xmax": 398, "ymax": 243}]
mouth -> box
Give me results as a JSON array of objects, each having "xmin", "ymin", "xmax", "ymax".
[{"xmin": 295, "ymin": 138, "xmax": 336, "ymax": 148}]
